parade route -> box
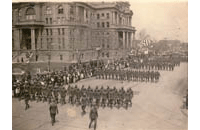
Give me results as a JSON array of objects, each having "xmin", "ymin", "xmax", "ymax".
[{"xmin": 12, "ymin": 63, "xmax": 188, "ymax": 130}]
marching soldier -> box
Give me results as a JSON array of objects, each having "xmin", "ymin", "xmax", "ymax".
[
  {"xmin": 81, "ymin": 93, "xmax": 87, "ymax": 114},
  {"xmin": 89, "ymin": 104, "xmax": 98, "ymax": 130},
  {"xmin": 49, "ymin": 99, "xmax": 59, "ymax": 126},
  {"xmin": 24, "ymin": 89, "xmax": 30, "ymax": 110}
]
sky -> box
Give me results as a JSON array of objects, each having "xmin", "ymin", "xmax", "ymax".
[
  {"xmin": 12, "ymin": 0, "xmax": 188, "ymax": 42},
  {"xmin": 130, "ymin": 1, "xmax": 188, "ymax": 42}
]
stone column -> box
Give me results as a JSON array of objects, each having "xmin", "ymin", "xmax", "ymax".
[
  {"xmin": 113, "ymin": 12, "xmax": 115, "ymax": 24},
  {"xmin": 14, "ymin": 29, "xmax": 20, "ymax": 50},
  {"xmin": 76, "ymin": 6, "xmax": 79, "ymax": 23},
  {"xmin": 130, "ymin": 32, "xmax": 133, "ymax": 48},
  {"xmin": 84, "ymin": 8, "xmax": 86, "ymax": 23},
  {"xmin": 123, "ymin": 31, "xmax": 125, "ymax": 49},
  {"xmin": 37, "ymin": 28, "xmax": 41, "ymax": 50},
  {"xmin": 31, "ymin": 28, "xmax": 35, "ymax": 50},
  {"xmin": 116, "ymin": 14, "xmax": 119, "ymax": 25}
]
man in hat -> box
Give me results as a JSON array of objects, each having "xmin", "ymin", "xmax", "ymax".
[
  {"xmin": 24, "ymin": 89, "xmax": 30, "ymax": 110},
  {"xmin": 49, "ymin": 99, "xmax": 59, "ymax": 126},
  {"xmin": 89, "ymin": 104, "xmax": 98, "ymax": 130},
  {"xmin": 81, "ymin": 93, "xmax": 87, "ymax": 114}
]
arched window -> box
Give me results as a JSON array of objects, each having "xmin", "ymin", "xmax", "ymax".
[
  {"xmin": 18, "ymin": 8, "xmax": 22, "ymax": 17},
  {"xmin": 46, "ymin": 7, "xmax": 52, "ymax": 15},
  {"xmin": 58, "ymin": 5, "xmax": 63, "ymax": 14},
  {"xmin": 26, "ymin": 7, "xmax": 36, "ymax": 20}
]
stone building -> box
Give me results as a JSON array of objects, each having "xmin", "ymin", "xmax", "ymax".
[{"xmin": 12, "ymin": 2, "xmax": 136, "ymax": 64}]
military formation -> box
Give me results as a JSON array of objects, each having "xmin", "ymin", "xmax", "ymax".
[
  {"xmin": 96, "ymin": 69, "xmax": 160, "ymax": 82},
  {"xmin": 128, "ymin": 60, "xmax": 180, "ymax": 71},
  {"xmin": 67, "ymin": 85, "xmax": 134, "ymax": 110}
]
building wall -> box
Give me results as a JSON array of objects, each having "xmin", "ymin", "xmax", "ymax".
[{"xmin": 12, "ymin": 2, "xmax": 136, "ymax": 63}]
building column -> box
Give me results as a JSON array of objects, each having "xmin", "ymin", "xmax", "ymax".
[
  {"xmin": 84, "ymin": 8, "xmax": 86, "ymax": 23},
  {"xmin": 116, "ymin": 14, "xmax": 118, "ymax": 25},
  {"xmin": 31, "ymin": 28, "xmax": 35, "ymax": 50},
  {"xmin": 19, "ymin": 29, "xmax": 22, "ymax": 46},
  {"xmin": 113, "ymin": 12, "xmax": 115, "ymax": 24},
  {"xmin": 126, "ymin": 32, "xmax": 129, "ymax": 49},
  {"xmin": 14, "ymin": 29, "xmax": 20, "ymax": 50},
  {"xmin": 123, "ymin": 31, "xmax": 125, "ymax": 49},
  {"xmin": 75, "ymin": 6, "xmax": 79, "ymax": 23},
  {"xmin": 131, "ymin": 32, "xmax": 133, "ymax": 48},
  {"xmin": 37, "ymin": 28, "xmax": 41, "ymax": 50}
]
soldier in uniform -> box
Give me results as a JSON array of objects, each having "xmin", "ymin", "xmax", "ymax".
[
  {"xmin": 89, "ymin": 105, "xmax": 98, "ymax": 130},
  {"xmin": 49, "ymin": 99, "xmax": 59, "ymax": 126},
  {"xmin": 88, "ymin": 88, "xmax": 94, "ymax": 106},
  {"xmin": 47, "ymin": 87, "xmax": 52, "ymax": 104},
  {"xmin": 53, "ymin": 88, "xmax": 59, "ymax": 104},
  {"xmin": 75, "ymin": 87, "xmax": 81, "ymax": 105},
  {"xmin": 60, "ymin": 87, "xmax": 67, "ymax": 105},
  {"xmin": 81, "ymin": 93, "xmax": 87, "ymax": 114},
  {"xmin": 101, "ymin": 87, "xmax": 107, "ymax": 108},
  {"xmin": 24, "ymin": 89, "xmax": 30, "ymax": 110}
]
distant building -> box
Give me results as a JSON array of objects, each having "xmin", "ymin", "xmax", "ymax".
[{"xmin": 12, "ymin": 2, "xmax": 136, "ymax": 64}]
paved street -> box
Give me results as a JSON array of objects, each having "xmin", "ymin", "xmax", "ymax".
[{"xmin": 12, "ymin": 63, "xmax": 188, "ymax": 130}]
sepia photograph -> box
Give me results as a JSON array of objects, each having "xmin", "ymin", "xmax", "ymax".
[{"xmin": 12, "ymin": 0, "xmax": 188, "ymax": 130}]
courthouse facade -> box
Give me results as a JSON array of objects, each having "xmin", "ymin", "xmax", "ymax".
[{"xmin": 12, "ymin": 2, "xmax": 136, "ymax": 63}]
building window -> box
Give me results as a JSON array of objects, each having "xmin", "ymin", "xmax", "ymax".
[
  {"xmin": 62, "ymin": 17, "xmax": 65, "ymax": 23},
  {"xmin": 97, "ymin": 22, "xmax": 100, "ymax": 28},
  {"xmin": 47, "ymin": 38, "xmax": 49, "ymax": 49},
  {"xmin": 63, "ymin": 38, "xmax": 65, "ymax": 49},
  {"xmin": 86, "ymin": 10, "xmax": 88, "ymax": 18},
  {"xmin": 36, "ymin": 55, "xmax": 38, "ymax": 61},
  {"xmin": 102, "ymin": 43, "xmax": 105, "ymax": 48},
  {"xmin": 72, "ymin": 54, "xmax": 74, "ymax": 60},
  {"xmin": 107, "ymin": 52, "xmax": 109, "ymax": 58},
  {"xmin": 107, "ymin": 44, "xmax": 109, "ymax": 48},
  {"xmin": 106, "ymin": 13, "xmax": 109, "ymax": 19},
  {"xmin": 60, "ymin": 55, "xmax": 63, "ymax": 60},
  {"xmin": 70, "ymin": 6, "xmax": 74, "ymax": 15},
  {"xmin": 62, "ymin": 28, "xmax": 64, "ymax": 35},
  {"xmin": 46, "ymin": 7, "xmax": 52, "ymax": 14},
  {"xmin": 46, "ymin": 29, "xmax": 48, "ymax": 35},
  {"xmin": 48, "ymin": 55, "xmax": 51, "ymax": 60},
  {"xmin": 58, "ymin": 38, "xmax": 61, "ymax": 49},
  {"xmin": 50, "ymin": 29, "xmax": 52, "ymax": 35},
  {"xmin": 26, "ymin": 7, "xmax": 36, "ymax": 20},
  {"xmin": 50, "ymin": 18, "xmax": 52, "ymax": 24},
  {"xmin": 46, "ymin": 18, "xmax": 48, "ymax": 24},
  {"xmin": 57, "ymin": 17, "xmax": 61, "ymax": 24},
  {"xmin": 41, "ymin": 38, "xmax": 42, "ymax": 49},
  {"xmin": 58, "ymin": 28, "xmax": 60, "ymax": 35},
  {"xmin": 51, "ymin": 38, "xmax": 53, "ymax": 43},
  {"xmin": 107, "ymin": 22, "xmax": 109, "ymax": 27},
  {"xmin": 102, "ymin": 13, "xmax": 104, "ymax": 17},
  {"xmin": 102, "ymin": 22, "xmax": 104, "ymax": 28},
  {"xmin": 102, "ymin": 52, "xmax": 104, "ymax": 57},
  {"xmin": 97, "ymin": 14, "xmax": 100, "ymax": 19},
  {"xmin": 58, "ymin": 5, "xmax": 63, "ymax": 14}
]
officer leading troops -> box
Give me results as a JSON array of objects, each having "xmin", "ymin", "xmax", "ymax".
[
  {"xmin": 49, "ymin": 99, "xmax": 59, "ymax": 126},
  {"xmin": 89, "ymin": 104, "xmax": 98, "ymax": 130}
]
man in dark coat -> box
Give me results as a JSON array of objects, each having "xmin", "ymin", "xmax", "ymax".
[
  {"xmin": 24, "ymin": 89, "xmax": 30, "ymax": 110},
  {"xmin": 49, "ymin": 100, "xmax": 59, "ymax": 126},
  {"xmin": 89, "ymin": 105, "xmax": 98, "ymax": 130}
]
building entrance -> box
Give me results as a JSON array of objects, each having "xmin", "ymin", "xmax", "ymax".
[{"xmin": 21, "ymin": 29, "xmax": 31, "ymax": 50}]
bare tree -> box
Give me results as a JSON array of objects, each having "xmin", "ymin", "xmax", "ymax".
[{"xmin": 137, "ymin": 29, "xmax": 151, "ymax": 40}]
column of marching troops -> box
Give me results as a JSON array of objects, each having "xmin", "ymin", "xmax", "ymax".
[
  {"xmin": 13, "ymin": 82, "xmax": 134, "ymax": 110},
  {"xmin": 96, "ymin": 69, "xmax": 160, "ymax": 82},
  {"xmin": 128, "ymin": 60, "xmax": 180, "ymax": 70}
]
